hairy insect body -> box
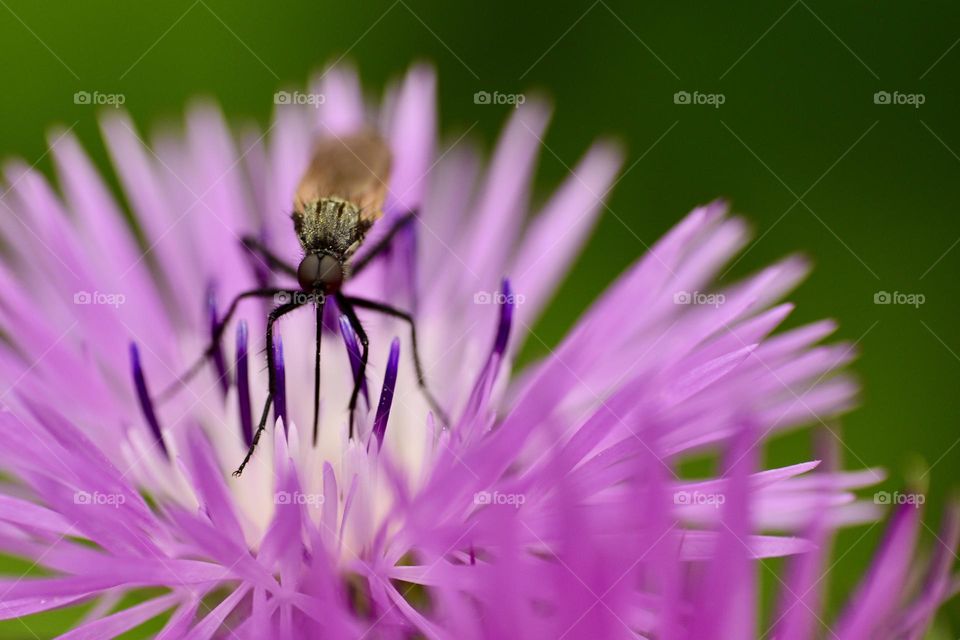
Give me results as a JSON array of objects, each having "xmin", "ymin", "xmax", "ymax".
[
  {"xmin": 293, "ymin": 197, "xmax": 372, "ymax": 261},
  {"xmin": 292, "ymin": 130, "xmax": 390, "ymax": 267}
]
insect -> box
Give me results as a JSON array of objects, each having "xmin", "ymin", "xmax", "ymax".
[{"xmin": 159, "ymin": 130, "xmax": 449, "ymax": 475}]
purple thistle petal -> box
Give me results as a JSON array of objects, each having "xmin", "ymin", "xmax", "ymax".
[
  {"xmin": 397, "ymin": 221, "xmax": 418, "ymax": 309},
  {"xmin": 258, "ymin": 424, "xmax": 304, "ymax": 582},
  {"xmin": 315, "ymin": 64, "xmax": 365, "ymax": 135},
  {"xmin": 688, "ymin": 419, "xmax": 757, "ymax": 639},
  {"xmin": 338, "ymin": 315, "xmax": 369, "ymax": 407},
  {"xmin": 0, "ymin": 495, "xmax": 75, "ymax": 535},
  {"xmin": 384, "ymin": 64, "xmax": 435, "ymax": 216},
  {"xmin": 235, "ymin": 320, "xmax": 253, "ymax": 447},
  {"xmin": 493, "ymin": 278, "xmax": 514, "ymax": 358},
  {"xmin": 156, "ymin": 598, "xmax": 201, "ymax": 639},
  {"xmin": 206, "ymin": 284, "xmax": 229, "ymax": 395},
  {"xmin": 163, "ymin": 506, "xmax": 269, "ymax": 586},
  {"xmin": 187, "ymin": 585, "xmax": 251, "ymax": 639},
  {"xmin": 508, "ymin": 141, "xmax": 622, "ymax": 329},
  {"xmin": 0, "ymin": 560, "xmax": 228, "ymax": 598},
  {"xmin": 371, "ymin": 337, "xmax": 401, "ymax": 450},
  {"xmin": 56, "ymin": 592, "xmax": 179, "ymax": 639},
  {"xmin": 128, "ymin": 342, "xmax": 168, "ymax": 459},
  {"xmin": 896, "ymin": 499, "xmax": 960, "ymax": 638},
  {"xmin": 273, "ymin": 332, "xmax": 287, "ymax": 435},
  {"xmin": 835, "ymin": 494, "xmax": 923, "ymax": 639},
  {"xmin": 458, "ymin": 279, "xmax": 516, "ymax": 436},
  {"xmin": 182, "ymin": 427, "xmax": 245, "ymax": 545},
  {"xmin": 774, "ymin": 431, "xmax": 838, "ymax": 640},
  {"xmin": 321, "ymin": 462, "xmax": 339, "ymax": 547},
  {"xmin": 462, "ymin": 99, "xmax": 551, "ymax": 286},
  {"xmin": 0, "ymin": 595, "xmax": 90, "ymax": 620},
  {"xmin": 101, "ymin": 113, "xmax": 197, "ymax": 325}
]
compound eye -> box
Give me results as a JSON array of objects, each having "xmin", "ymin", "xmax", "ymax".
[
  {"xmin": 317, "ymin": 255, "xmax": 343, "ymax": 292},
  {"xmin": 297, "ymin": 254, "xmax": 321, "ymax": 291}
]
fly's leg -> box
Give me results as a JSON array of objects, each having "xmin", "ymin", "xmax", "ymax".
[
  {"xmin": 158, "ymin": 287, "xmax": 294, "ymax": 403},
  {"xmin": 311, "ymin": 298, "xmax": 325, "ymax": 445},
  {"xmin": 241, "ymin": 235, "xmax": 298, "ymax": 278},
  {"xmin": 336, "ymin": 293, "xmax": 368, "ymax": 440},
  {"xmin": 349, "ymin": 210, "xmax": 416, "ymax": 277},
  {"xmin": 343, "ymin": 296, "xmax": 449, "ymax": 426}
]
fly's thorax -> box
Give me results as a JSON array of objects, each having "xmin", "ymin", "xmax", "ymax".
[{"xmin": 292, "ymin": 196, "xmax": 376, "ymax": 259}]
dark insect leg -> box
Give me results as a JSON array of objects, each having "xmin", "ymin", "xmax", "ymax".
[
  {"xmin": 349, "ymin": 210, "xmax": 416, "ymax": 277},
  {"xmin": 158, "ymin": 287, "xmax": 294, "ymax": 403},
  {"xmin": 343, "ymin": 296, "xmax": 450, "ymax": 426},
  {"xmin": 336, "ymin": 293, "xmax": 368, "ymax": 440},
  {"xmin": 241, "ymin": 235, "xmax": 298, "ymax": 279},
  {"xmin": 312, "ymin": 297, "xmax": 326, "ymax": 446},
  {"xmin": 233, "ymin": 300, "xmax": 303, "ymax": 476}
]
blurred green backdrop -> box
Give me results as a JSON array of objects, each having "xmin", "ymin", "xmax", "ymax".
[{"xmin": 0, "ymin": 0, "xmax": 958, "ymax": 636}]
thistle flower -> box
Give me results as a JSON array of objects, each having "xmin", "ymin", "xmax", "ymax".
[{"xmin": 0, "ymin": 65, "xmax": 954, "ymax": 639}]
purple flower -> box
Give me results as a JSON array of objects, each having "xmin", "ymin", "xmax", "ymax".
[{"xmin": 0, "ymin": 64, "xmax": 954, "ymax": 638}]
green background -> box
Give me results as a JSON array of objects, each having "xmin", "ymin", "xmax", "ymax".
[{"xmin": 0, "ymin": 1, "xmax": 957, "ymax": 636}]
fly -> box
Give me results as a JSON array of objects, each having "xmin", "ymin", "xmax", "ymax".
[{"xmin": 157, "ymin": 131, "xmax": 449, "ymax": 476}]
